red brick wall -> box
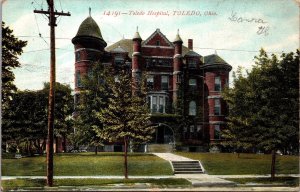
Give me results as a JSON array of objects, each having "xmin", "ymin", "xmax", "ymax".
[
  {"xmin": 142, "ymin": 47, "xmax": 174, "ymax": 57},
  {"xmin": 146, "ymin": 33, "xmax": 170, "ymax": 47}
]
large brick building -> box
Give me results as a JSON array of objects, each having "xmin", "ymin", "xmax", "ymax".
[{"xmin": 72, "ymin": 16, "xmax": 232, "ymax": 152}]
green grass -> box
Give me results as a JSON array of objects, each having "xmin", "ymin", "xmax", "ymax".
[
  {"xmin": 227, "ymin": 177, "xmax": 299, "ymax": 186},
  {"xmin": 2, "ymin": 178, "xmax": 191, "ymax": 190},
  {"xmin": 176, "ymin": 152, "xmax": 299, "ymax": 175},
  {"xmin": 2, "ymin": 152, "xmax": 173, "ymax": 176}
]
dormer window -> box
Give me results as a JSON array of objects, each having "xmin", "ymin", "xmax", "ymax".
[
  {"xmin": 189, "ymin": 59, "xmax": 197, "ymax": 68},
  {"xmin": 114, "ymin": 55, "xmax": 124, "ymax": 65}
]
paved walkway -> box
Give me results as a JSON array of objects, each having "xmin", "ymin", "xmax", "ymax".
[{"xmin": 152, "ymin": 153, "xmax": 194, "ymax": 161}]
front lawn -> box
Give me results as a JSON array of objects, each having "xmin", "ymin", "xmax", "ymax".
[
  {"xmin": 176, "ymin": 152, "xmax": 299, "ymax": 175},
  {"xmin": 2, "ymin": 152, "xmax": 173, "ymax": 176}
]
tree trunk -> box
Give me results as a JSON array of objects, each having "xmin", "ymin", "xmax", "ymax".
[
  {"xmin": 95, "ymin": 146, "xmax": 98, "ymax": 155},
  {"xmin": 29, "ymin": 140, "xmax": 34, "ymax": 156},
  {"xmin": 124, "ymin": 136, "xmax": 128, "ymax": 179},
  {"xmin": 55, "ymin": 136, "xmax": 58, "ymax": 153},
  {"xmin": 271, "ymin": 149, "xmax": 276, "ymax": 180},
  {"xmin": 42, "ymin": 138, "xmax": 47, "ymax": 153},
  {"xmin": 63, "ymin": 134, "xmax": 67, "ymax": 152}
]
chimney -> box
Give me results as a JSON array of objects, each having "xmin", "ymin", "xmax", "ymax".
[{"xmin": 188, "ymin": 39, "xmax": 193, "ymax": 50}]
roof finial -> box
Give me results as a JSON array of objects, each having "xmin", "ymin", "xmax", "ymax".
[
  {"xmin": 215, "ymin": 49, "xmax": 218, "ymax": 55},
  {"xmin": 136, "ymin": 26, "xmax": 139, "ymax": 32},
  {"xmin": 177, "ymin": 29, "xmax": 179, "ymax": 35},
  {"xmin": 89, "ymin": 7, "xmax": 91, "ymax": 17},
  {"xmin": 122, "ymin": 34, "xmax": 124, "ymax": 39}
]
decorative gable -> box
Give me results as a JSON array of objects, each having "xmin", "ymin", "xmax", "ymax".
[{"xmin": 142, "ymin": 29, "xmax": 174, "ymax": 48}]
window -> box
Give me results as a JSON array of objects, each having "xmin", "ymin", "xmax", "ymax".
[
  {"xmin": 189, "ymin": 79, "xmax": 197, "ymax": 86},
  {"xmin": 159, "ymin": 96, "xmax": 164, "ymax": 113},
  {"xmin": 189, "ymin": 101, "xmax": 196, "ymax": 116},
  {"xmin": 149, "ymin": 95, "xmax": 168, "ymax": 113},
  {"xmin": 161, "ymin": 76, "xmax": 169, "ymax": 90},
  {"xmin": 76, "ymin": 70, "xmax": 81, "ymax": 87},
  {"xmin": 214, "ymin": 125, "xmax": 221, "ymax": 139},
  {"xmin": 197, "ymin": 125, "xmax": 202, "ymax": 132},
  {"xmin": 114, "ymin": 55, "xmax": 124, "ymax": 65},
  {"xmin": 190, "ymin": 125, "xmax": 194, "ymax": 133},
  {"xmin": 147, "ymin": 75, "xmax": 154, "ymax": 89},
  {"xmin": 189, "ymin": 59, "xmax": 197, "ymax": 68},
  {"xmin": 158, "ymin": 59, "xmax": 162, "ymax": 65},
  {"xmin": 176, "ymin": 74, "xmax": 182, "ymax": 83},
  {"xmin": 214, "ymin": 99, "xmax": 221, "ymax": 115},
  {"xmin": 183, "ymin": 126, "xmax": 187, "ymax": 132},
  {"xmin": 152, "ymin": 96, "xmax": 157, "ymax": 113},
  {"xmin": 156, "ymin": 40, "xmax": 160, "ymax": 46},
  {"xmin": 215, "ymin": 76, "xmax": 221, "ymax": 91},
  {"xmin": 75, "ymin": 51, "xmax": 80, "ymax": 62}
]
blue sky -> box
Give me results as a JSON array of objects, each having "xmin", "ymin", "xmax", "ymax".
[{"xmin": 2, "ymin": 0, "xmax": 299, "ymax": 90}]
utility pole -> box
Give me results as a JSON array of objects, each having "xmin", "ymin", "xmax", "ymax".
[{"xmin": 34, "ymin": 0, "xmax": 70, "ymax": 187}]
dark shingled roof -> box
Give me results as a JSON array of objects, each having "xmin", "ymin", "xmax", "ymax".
[
  {"xmin": 74, "ymin": 16, "xmax": 104, "ymax": 41},
  {"xmin": 204, "ymin": 54, "xmax": 228, "ymax": 65},
  {"xmin": 106, "ymin": 39, "xmax": 191, "ymax": 58},
  {"xmin": 185, "ymin": 50, "xmax": 201, "ymax": 57}
]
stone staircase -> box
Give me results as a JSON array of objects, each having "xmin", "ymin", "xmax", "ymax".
[{"xmin": 171, "ymin": 160, "xmax": 204, "ymax": 174}]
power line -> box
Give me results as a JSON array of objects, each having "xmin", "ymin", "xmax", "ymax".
[
  {"xmin": 16, "ymin": 35, "xmax": 71, "ymax": 40},
  {"xmin": 33, "ymin": 13, "xmax": 49, "ymax": 46}
]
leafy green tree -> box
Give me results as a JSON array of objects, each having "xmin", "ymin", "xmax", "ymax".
[
  {"xmin": 2, "ymin": 82, "xmax": 73, "ymax": 154},
  {"xmin": 2, "ymin": 21, "xmax": 27, "ymax": 104},
  {"xmin": 96, "ymin": 66, "xmax": 154, "ymax": 179},
  {"xmin": 43, "ymin": 82, "xmax": 73, "ymax": 152},
  {"xmin": 74, "ymin": 63, "xmax": 109, "ymax": 154},
  {"xmin": 222, "ymin": 49, "xmax": 299, "ymax": 179},
  {"xmin": 2, "ymin": 90, "xmax": 47, "ymax": 155}
]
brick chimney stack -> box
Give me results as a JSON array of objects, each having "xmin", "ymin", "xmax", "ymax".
[{"xmin": 188, "ymin": 39, "xmax": 193, "ymax": 50}]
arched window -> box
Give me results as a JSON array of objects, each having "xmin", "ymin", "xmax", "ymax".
[{"xmin": 189, "ymin": 101, "xmax": 196, "ymax": 116}]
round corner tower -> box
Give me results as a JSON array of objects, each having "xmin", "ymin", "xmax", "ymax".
[
  {"xmin": 71, "ymin": 15, "xmax": 107, "ymax": 104},
  {"xmin": 202, "ymin": 54, "xmax": 232, "ymax": 143}
]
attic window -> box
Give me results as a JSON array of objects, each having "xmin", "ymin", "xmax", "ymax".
[{"xmin": 156, "ymin": 40, "xmax": 160, "ymax": 46}]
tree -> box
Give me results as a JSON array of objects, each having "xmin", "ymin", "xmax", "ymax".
[
  {"xmin": 2, "ymin": 82, "xmax": 73, "ymax": 154},
  {"xmin": 96, "ymin": 66, "xmax": 154, "ymax": 179},
  {"xmin": 43, "ymin": 82, "xmax": 73, "ymax": 152},
  {"xmin": 2, "ymin": 90, "xmax": 47, "ymax": 155},
  {"xmin": 2, "ymin": 21, "xmax": 27, "ymax": 104},
  {"xmin": 222, "ymin": 49, "xmax": 299, "ymax": 179},
  {"xmin": 74, "ymin": 62, "xmax": 109, "ymax": 154}
]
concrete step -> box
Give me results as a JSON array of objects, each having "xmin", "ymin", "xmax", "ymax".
[{"xmin": 171, "ymin": 160, "xmax": 204, "ymax": 174}]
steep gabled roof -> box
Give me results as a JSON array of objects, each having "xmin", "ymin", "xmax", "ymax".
[
  {"xmin": 111, "ymin": 45, "xmax": 127, "ymax": 53},
  {"xmin": 142, "ymin": 29, "xmax": 174, "ymax": 48}
]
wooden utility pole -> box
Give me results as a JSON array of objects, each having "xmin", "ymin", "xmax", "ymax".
[{"xmin": 34, "ymin": 0, "xmax": 70, "ymax": 187}]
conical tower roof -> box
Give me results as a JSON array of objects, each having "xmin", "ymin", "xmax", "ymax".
[
  {"xmin": 173, "ymin": 29, "xmax": 183, "ymax": 43},
  {"xmin": 72, "ymin": 16, "xmax": 107, "ymax": 48}
]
